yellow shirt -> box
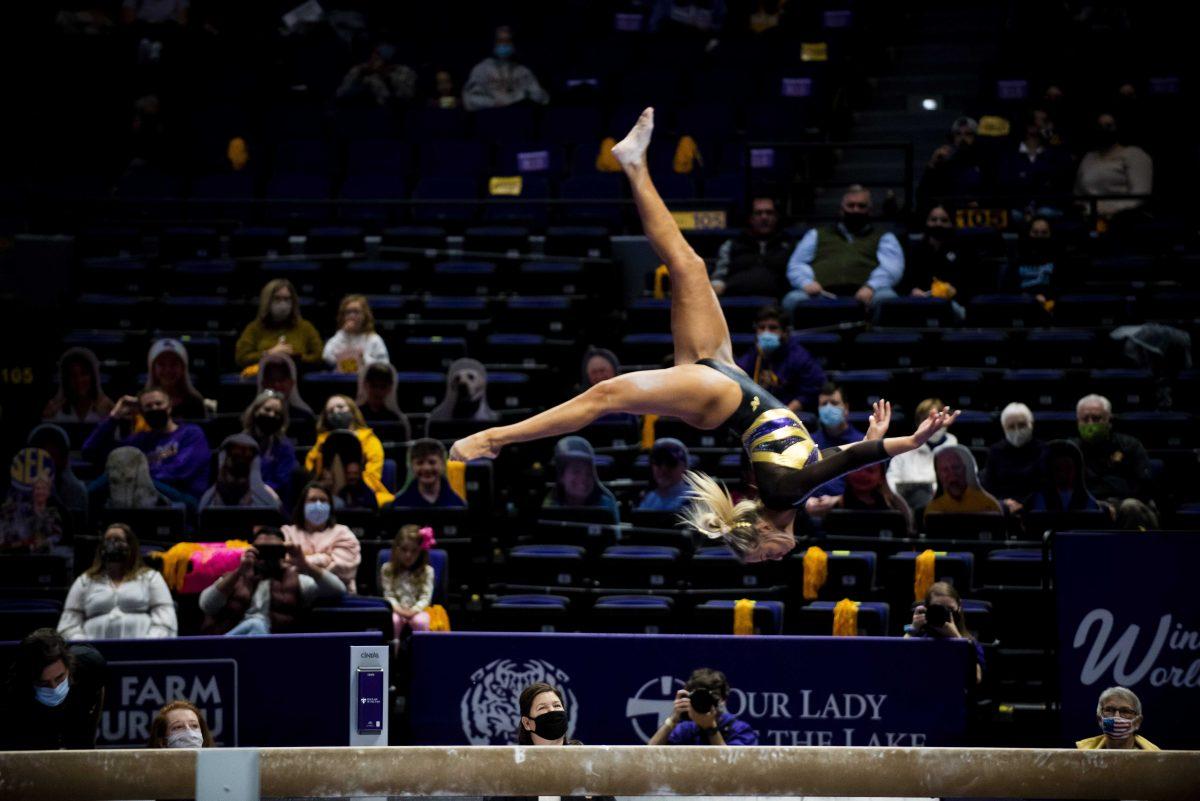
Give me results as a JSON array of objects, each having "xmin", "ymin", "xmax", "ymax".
[
  {"xmin": 235, "ymin": 318, "xmax": 324, "ymax": 367},
  {"xmin": 305, "ymin": 427, "xmax": 395, "ymax": 506},
  {"xmin": 1075, "ymin": 733, "xmax": 1159, "ymax": 750},
  {"xmin": 926, "ymin": 487, "xmax": 1003, "ymax": 515}
]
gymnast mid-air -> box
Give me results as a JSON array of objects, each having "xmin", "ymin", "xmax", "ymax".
[{"xmin": 451, "ymin": 107, "xmax": 959, "ymax": 562}]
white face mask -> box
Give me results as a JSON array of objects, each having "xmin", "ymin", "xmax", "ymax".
[
  {"xmin": 1005, "ymin": 427, "xmax": 1032, "ymax": 448},
  {"xmin": 166, "ymin": 728, "xmax": 205, "ymax": 748},
  {"xmin": 269, "ymin": 300, "xmax": 292, "ymax": 321}
]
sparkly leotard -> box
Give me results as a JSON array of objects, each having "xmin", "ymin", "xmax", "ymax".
[{"xmin": 698, "ymin": 359, "xmax": 888, "ymax": 510}]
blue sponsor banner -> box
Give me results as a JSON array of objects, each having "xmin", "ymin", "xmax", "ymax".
[
  {"xmin": 410, "ymin": 632, "xmax": 971, "ymax": 746},
  {"xmin": 1055, "ymin": 531, "xmax": 1200, "ymax": 749},
  {"xmin": 1, "ymin": 633, "xmax": 367, "ymax": 747}
]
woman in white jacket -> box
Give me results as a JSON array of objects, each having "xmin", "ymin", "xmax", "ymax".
[
  {"xmin": 58, "ymin": 523, "xmax": 177, "ymax": 640},
  {"xmin": 323, "ymin": 295, "xmax": 390, "ymax": 373}
]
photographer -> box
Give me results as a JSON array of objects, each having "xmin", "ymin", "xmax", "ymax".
[
  {"xmin": 199, "ymin": 528, "xmax": 345, "ymax": 635},
  {"xmin": 904, "ymin": 581, "xmax": 984, "ymax": 685},
  {"xmin": 0, "ymin": 628, "xmax": 107, "ymax": 750},
  {"xmin": 647, "ymin": 668, "xmax": 757, "ymax": 746}
]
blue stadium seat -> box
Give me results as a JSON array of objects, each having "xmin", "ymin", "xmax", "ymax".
[
  {"xmin": 695, "ymin": 600, "xmax": 785, "ymax": 635},
  {"xmin": 432, "ymin": 261, "xmax": 498, "ymax": 295},
  {"xmin": 171, "ymin": 259, "xmax": 238, "ymax": 295},
  {"xmin": 517, "ymin": 262, "xmax": 586, "ymax": 295},
  {"xmin": 874, "ymin": 297, "xmax": 955, "ymax": 328},
  {"xmin": 161, "ymin": 227, "xmax": 221, "ymax": 261},
  {"xmin": 506, "ymin": 545, "xmax": 589, "ymax": 588},
  {"xmin": 407, "ymin": 107, "xmax": 470, "ymax": 141},
  {"xmin": 400, "ymin": 337, "xmax": 467, "ymax": 371},
  {"xmin": 421, "ymin": 140, "xmax": 488, "ymax": 178},
  {"xmin": 796, "ymin": 601, "xmax": 890, "ymax": 636},
  {"xmin": 1002, "ymin": 369, "xmax": 1069, "ymax": 410},
  {"xmin": 487, "ymin": 594, "xmax": 572, "ymax": 633},
  {"xmin": 946, "ymin": 410, "xmax": 998, "ymax": 449},
  {"xmin": 1054, "ymin": 294, "xmax": 1129, "ymax": 327},
  {"xmin": 473, "ymin": 105, "xmax": 539, "ymax": 143},
  {"xmin": 791, "ymin": 297, "xmax": 863, "ymax": 329},
  {"xmin": 689, "ymin": 546, "xmax": 784, "ymax": 590},
  {"xmin": 920, "ymin": 369, "xmax": 984, "ymax": 410},
  {"xmin": 821, "ymin": 509, "xmax": 909, "ymax": 540},
  {"xmin": 307, "ymin": 226, "xmax": 363, "ymax": 256},
  {"xmin": 273, "ymin": 139, "xmax": 334, "ymax": 176},
  {"xmin": 258, "ymin": 260, "xmax": 323, "ymax": 297},
  {"xmin": 621, "ymin": 333, "xmax": 674, "ymax": 365},
  {"xmin": 855, "ymin": 331, "xmax": 925, "ymax": 368},
  {"xmin": 829, "ymin": 370, "xmax": 892, "ymax": 409},
  {"xmin": 541, "ymin": 106, "xmax": 604, "ymax": 147},
  {"xmin": 462, "ymin": 227, "xmax": 530, "ymax": 254},
  {"xmin": 78, "ymin": 258, "xmax": 150, "ymax": 295},
  {"xmin": 982, "ymin": 549, "xmax": 1044, "ymax": 588},
  {"xmin": 391, "ymin": 371, "xmax": 447, "ymax": 412},
  {"xmin": 412, "ymin": 177, "xmax": 479, "ymax": 225},
  {"xmin": 885, "ymin": 551, "xmax": 975, "ymax": 597},
  {"xmin": 589, "ymin": 595, "xmax": 675, "ymax": 634},
  {"xmin": 346, "ymin": 139, "xmax": 413, "ymax": 177},
  {"xmin": 967, "ymin": 294, "xmax": 1046, "ymax": 328},
  {"xmin": 785, "ymin": 550, "xmax": 878, "ymax": 601},
  {"xmin": 923, "ymin": 512, "xmax": 1009, "ymax": 542},
  {"xmin": 500, "ymin": 297, "xmax": 572, "ymax": 335},
  {"xmin": 264, "ymin": 174, "xmax": 333, "ymax": 222},
  {"xmin": 230, "ymin": 226, "xmax": 289, "ymax": 258},
  {"xmin": 559, "ymin": 174, "xmax": 624, "ymax": 226},
  {"xmin": 1022, "ymin": 330, "xmax": 1097, "ymax": 369},
  {"xmin": 345, "ymin": 261, "xmax": 412, "ymax": 295},
  {"xmin": 338, "ymin": 174, "xmax": 408, "ymax": 223},
  {"xmin": 482, "ymin": 176, "xmax": 552, "ymax": 226},
  {"xmin": 544, "ymin": 226, "xmax": 611, "ymax": 258},
  {"xmin": 1117, "ymin": 411, "xmax": 1196, "ymax": 449},
  {"xmin": 377, "ymin": 548, "xmax": 449, "ymax": 604},
  {"xmin": 596, "ymin": 546, "xmax": 682, "ymax": 590},
  {"xmin": 1087, "ymin": 368, "xmax": 1154, "ymax": 411}
]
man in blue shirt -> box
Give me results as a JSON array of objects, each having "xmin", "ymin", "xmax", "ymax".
[
  {"xmin": 734, "ymin": 305, "xmax": 826, "ymax": 412},
  {"xmin": 805, "ymin": 382, "xmax": 865, "ymax": 515},
  {"xmin": 647, "ymin": 668, "xmax": 758, "ymax": 746},
  {"xmin": 637, "ymin": 438, "xmax": 691, "ymax": 512}
]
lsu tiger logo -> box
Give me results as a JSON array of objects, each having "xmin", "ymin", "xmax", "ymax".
[{"xmin": 460, "ymin": 659, "xmax": 577, "ymax": 745}]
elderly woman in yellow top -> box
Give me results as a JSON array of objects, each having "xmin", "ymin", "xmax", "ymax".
[
  {"xmin": 304, "ymin": 395, "xmax": 394, "ymax": 506},
  {"xmin": 1076, "ymin": 686, "xmax": 1158, "ymax": 750}
]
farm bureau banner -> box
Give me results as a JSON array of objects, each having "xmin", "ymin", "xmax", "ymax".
[
  {"xmin": 409, "ymin": 632, "xmax": 972, "ymax": 746},
  {"xmin": 1056, "ymin": 531, "xmax": 1200, "ymax": 749}
]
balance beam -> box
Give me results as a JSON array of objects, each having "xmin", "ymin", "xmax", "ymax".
[{"xmin": 1, "ymin": 746, "xmax": 1197, "ymax": 801}]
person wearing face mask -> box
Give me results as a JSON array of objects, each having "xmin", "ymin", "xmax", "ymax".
[
  {"xmin": 711, "ymin": 197, "xmax": 795, "ymax": 298},
  {"xmin": 734, "ymin": 306, "xmax": 825, "ymax": 413},
  {"xmin": 1006, "ymin": 217, "xmax": 1064, "ymax": 308},
  {"xmin": 926, "ymin": 445, "xmax": 1002, "ymax": 515},
  {"xmin": 147, "ymin": 700, "xmax": 214, "ymax": 749},
  {"xmin": 58, "ymin": 523, "xmax": 177, "ymax": 640},
  {"xmin": 886, "ymin": 397, "xmax": 959, "ymax": 511},
  {"xmin": 516, "ymin": 682, "xmax": 576, "ymax": 746},
  {"xmin": 83, "ymin": 386, "xmax": 211, "ymax": 501},
  {"xmin": 198, "ymin": 434, "xmax": 281, "ymax": 511},
  {"xmin": 144, "ymin": 338, "xmax": 210, "ymax": 420},
  {"xmin": 543, "ymin": 436, "xmax": 620, "ymax": 522},
  {"xmin": 899, "ymin": 205, "xmax": 979, "ymax": 318},
  {"xmin": 462, "ymin": 25, "xmax": 549, "ymax": 112},
  {"xmin": 982, "ymin": 403, "xmax": 1048, "ymax": 515},
  {"xmin": 282, "ymin": 483, "xmax": 361, "ymax": 593},
  {"xmin": 0, "ymin": 628, "xmax": 107, "ymax": 750},
  {"xmin": 995, "ymin": 109, "xmax": 1074, "ymax": 206},
  {"xmin": 235, "ymin": 279, "xmax": 323, "ymax": 368},
  {"xmin": 1075, "ymin": 112, "xmax": 1153, "ymax": 220},
  {"xmin": 242, "ymin": 390, "xmax": 299, "ymax": 507},
  {"xmin": 904, "ymin": 581, "xmax": 984, "ymax": 685},
  {"xmin": 305, "ymin": 395, "xmax": 394, "ymax": 507},
  {"xmin": 1076, "ymin": 686, "xmax": 1158, "ymax": 750},
  {"xmin": 916, "ymin": 117, "xmax": 985, "ymax": 210},
  {"xmin": 783, "ymin": 185, "xmax": 904, "ymax": 314},
  {"xmin": 802, "ymin": 383, "xmax": 863, "ymax": 515},
  {"xmin": 648, "ymin": 667, "xmax": 758, "ymax": 746},
  {"xmin": 1068, "ymin": 394, "xmax": 1157, "ymax": 529}
]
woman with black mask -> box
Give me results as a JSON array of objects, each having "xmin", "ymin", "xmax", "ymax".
[
  {"xmin": 900, "ymin": 205, "xmax": 977, "ymax": 318},
  {"xmin": 1075, "ymin": 112, "xmax": 1153, "ymax": 221},
  {"xmin": 242, "ymin": 390, "xmax": 299, "ymax": 507},
  {"xmin": 1006, "ymin": 217, "xmax": 1063, "ymax": 307}
]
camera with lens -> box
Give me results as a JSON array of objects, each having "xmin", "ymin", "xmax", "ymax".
[
  {"xmin": 923, "ymin": 602, "xmax": 951, "ymax": 628},
  {"xmin": 253, "ymin": 543, "xmax": 286, "ymax": 580},
  {"xmin": 687, "ymin": 686, "xmax": 716, "ymax": 715}
]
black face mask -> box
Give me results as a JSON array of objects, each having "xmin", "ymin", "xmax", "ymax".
[
  {"xmin": 142, "ymin": 408, "xmax": 170, "ymax": 430},
  {"xmin": 102, "ymin": 543, "xmax": 129, "ymax": 562},
  {"xmin": 842, "ymin": 212, "xmax": 870, "ymax": 234},
  {"xmin": 227, "ymin": 459, "xmax": 251, "ymax": 480},
  {"xmin": 530, "ymin": 709, "xmax": 568, "ymax": 741},
  {"xmin": 925, "ymin": 225, "xmax": 954, "ymax": 242},
  {"xmin": 326, "ymin": 411, "xmax": 353, "ymax": 430},
  {"xmin": 255, "ymin": 414, "xmax": 283, "ymax": 436},
  {"xmin": 1095, "ymin": 128, "xmax": 1118, "ymax": 149}
]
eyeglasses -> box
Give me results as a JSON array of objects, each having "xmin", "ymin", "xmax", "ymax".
[{"xmin": 1100, "ymin": 706, "xmax": 1138, "ymax": 719}]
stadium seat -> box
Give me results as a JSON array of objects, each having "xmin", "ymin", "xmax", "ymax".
[
  {"xmin": 517, "ymin": 261, "xmax": 587, "ymax": 295},
  {"xmin": 1087, "ymin": 368, "xmax": 1154, "ymax": 411},
  {"xmin": 791, "ymin": 297, "xmax": 863, "ymax": 329},
  {"xmin": 1022, "ymin": 331, "xmax": 1098, "ymax": 369},
  {"xmin": 694, "ymin": 600, "xmax": 785, "ymax": 635},
  {"xmin": 1118, "ymin": 411, "xmax": 1196, "ymax": 449},
  {"xmin": 345, "ymin": 261, "xmax": 412, "ymax": 296},
  {"xmin": 589, "ymin": 595, "xmax": 676, "ymax": 634},
  {"xmin": 967, "ymin": 294, "xmax": 1046, "ymax": 328},
  {"xmin": 923, "ymin": 512, "xmax": 1010, "ymax": 542},
  {"xmin": 1002, "ymin": 369, "xmax": 1069, "ymax": 410},
  {"xmin": 874, "ymin": 297, "xmax": 955, "ymax": 328},
  {"xmin": 377, "ymin": 548, "xmax": 449, "ymax": 605},
  {"xmin": 885, "ymin": 551, "xmax": 975, "ymax": 600},
  {"xmin": 1053, "ymin": 294, "xmax": 1129, "ymax": 327},
  {"xmin": 938, "ymin": 330, "xmax": 1009, "ymax": 369},
  {"xmin": 920, "ymin": 370, "xmax": 985, "ymax": 410},
  {"xmin": 487, "ymin": 594, "xmax": 573, "ymax": 633},
  {"xmin": 795, "ymin": 601, "xmax": 890, "ymax": 636},
  {"xmin": 982, "ymin": 549, "xmax": 1045, "ymax": 588},
  {"xmin": 821, "ymin": 509, "xmax": 910, "ymax": 540},
  {"xmin": 432, "ymin": 261, "xmax": 499, "ymax": 295},
  {"xmin": 596, "ymin": 546, "xmax": 682, "ymax": 590},
  {"xmin": 689, "ymin": 546, "xmax": 783, "ymax": 590}
]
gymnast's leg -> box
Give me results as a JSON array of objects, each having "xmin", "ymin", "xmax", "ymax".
[{"xmin": 611, "ymin": 107, "xmax": 735, "ymax": 367}]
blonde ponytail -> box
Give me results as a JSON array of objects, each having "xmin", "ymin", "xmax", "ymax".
[{"xmin": 679, "ymin": 470, "xmax": 760, "ymax": 559}]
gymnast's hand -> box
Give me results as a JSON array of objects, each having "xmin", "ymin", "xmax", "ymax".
[
  {"xmin": 910, "ymin": 406, "xmax": 960, "ymax": 447},
  {"xmin": 449, "ymin": 431, "xmax": 500, "ymax": 461},
  {"xmin": 864, "ymin": 399, "xmax": 892, "ymax": 441}
]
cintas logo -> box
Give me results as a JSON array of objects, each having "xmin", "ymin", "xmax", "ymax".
[
  {"xmin": 460, "ymin": 659, "xmax": 578, "ymax": 745},
  {"xmin": 625, "ymin": 675, "xmax": 686, "ymax": 743}
]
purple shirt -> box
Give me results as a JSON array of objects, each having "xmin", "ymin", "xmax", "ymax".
[
  {"xmin": 668, "ymin": 712, "xmax": 758, "ymax": 745},
  {"xmin": 735, "ymin": 338, "xmax": 826, "ymax": 411},
  {"xmin": 83, "ymin": 417, "xmax": 212, "ymax": 500}
]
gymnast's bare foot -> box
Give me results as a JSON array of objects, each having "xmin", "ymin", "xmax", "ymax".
[{"xmin": 611, "ymin": 107, "xmax": 654, "ymax": 171}]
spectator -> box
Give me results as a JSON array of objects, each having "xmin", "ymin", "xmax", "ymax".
[
  {"xmin": 58, "ymin": 522, "xmax": 177, "ymax": 640},
  {"xmin": 917, "ymin": 117, "xmax": 986, "ymax": 206},
  {"xmin": 235, "ymin": 279, "xmax": 323, "ymax": 368},
  {"xmin": 462, "ymin": 25, "xmax": 549, "ymax": 112},
  {"xmin": 256, "ymin": 353, "xmax": 315, "ymax": 423},
  {"xmin": 198, "ymin": 434, "xmax": 280, "ymax": 511},
  {"xmin": 887, "ymin": 397, "xmax": 958, "ymax": 510},
  {"xmin": 147, "ymin": 700, "xmax": 214, "ymax": 749},
  {"xmin": 784, "ymin": 186, "xmax": 904, "ymax": 313},
  {"xmin": 581, "ymin": 347, "xmax": 620, "ymax": 388},
  {"xmin": 803, "ymin": 382, "xmax": 863, "ymax": 513},
  {"xmin": 393, "ymin": 439, "xmax": 465, "ymax": 509},
  {"xmin": 638, "ymin": 438, "xmax": 691, "ymax": 512},
  {"xmin": 323, "ymin": 295, "xmax": 390, "ymax": 374},
  {"xmin": 306, "ymin": 395, "xmax": 394, "ymax": 507},
  {"xmin": 1005, "ymin": 217, "xmax": 1064, "ymax": 306},
  {"xmin": 199, "ymin": 528, "xmax": 345, "ymax": 635},
  {"xmin": 734, "ymin": 305, "xmax": 826, "ymax": 412},
  {"xmin": 1077, "ymin": 686, "xmax": 1158, "ymax": 750},
  {"xmin": 357, "ymin": 363, "xmax": 411, "ymax": 436},
  {"xmin": 515, "ymin": 681, "xmax": 575, "ymax": 745},
  {"xmin": 429, "ymin": 69, "xmax": 460, "ymax": 109},
  {"xmin": 899, "ymin": 205, "xmax": 980, "ymax": 316},
  {"xmin": 282, "ymin": 482, "xmax": 361, "ymax": 592},
  {"xmin": 0, "ymin": 628, "xmax": 107, "ymax": 750},
  {"xmin": 0, "ymin": 449, "xmax": 65, "ymax": 553},
  {"xmin": 982, "ymin": 403, "xmax": 1047, "ymax": 514},
  {"xmin": 42, "ymin": 347, "xmax": 113, "ymax": 423},
  {"xmin": 428, "ymin": 359, "xmax": 498, "ymax": 426},
  {"xmin": 834, "ymin": 463, "xmax": 915, "ymax": 534},
  {"xmin": 926, "ymin": 445, "xmax": 1003, "ymax": 515},
  {"xmin": 543, "ymin": 436, "xmax": 620, "ymax": 522},
  {"xmin": 26, "ymin": 424, "xmax": 88, "ymax": 516},
  {"xmin": 1028, "ymin": 440, "xmax": 1107, "ymax": 514},
  {"xmin": 1075, "ymin": 113, "xmax": 1153, "ymax": 220},
  {"xmin": 92, "ymin": 447, "xmax": 179, "ymax": 511},
  {"xmin": 648, "ymin": 667, "xmax": 757, "ymax": 746},
  {"xmin": 144, "ymin": 338, "xmax": 209, "ymax": 420},
  {"xmin": 904, "ymin": 581, "xmax": 984, "ymax": 685},
  {"xmin": 1069, "ymin": 394, "xmax": 1157, "ymax": 529},
  {"xmin": 242, "ymin": 390, "xmax": 299, "ymax": 507},
  {"xmin": 82, "ymin": 386, "xmax": 211, "ymax": 501},
  {"xmin": 995, "ymin": 110, "xmax": 1074, "ymax": 204},
  {"xmin": 711, "ymin": 197, "xmax": 794, "ymax": 298},
  {"xmin": 380, "ymin": 524, "xmax": 435, "ymax": 641},
  {"xmin": 336, "ymin": 43, "xmax": 417, "ymax": 108}
]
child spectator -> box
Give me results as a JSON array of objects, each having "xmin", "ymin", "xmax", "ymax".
[
  {"xmin": 241, "ymin": 390, "xmax": 299, "ymax": 507},
  {"xmin": 282, "ymin": 483, "xmax": 361, "ymax": 592},
  {"xmin": 144, "ymin": 338, "xmax": 209, "ymax": 420},
  {"xmin": 543, "ymin": 436, "xmax": 619, "ymax": 522},
  {"xmin": 356, "ymin": 362, "xmax": 411, "ymax": 435},
  {"xmin": 323, "ymin": 295, "xmax": 390, "ymax": 373},
  {"xmin": 393, "ymin": 439, "xmax": 465, "ymax": 508},
  {"xmin": 235, "ymin": 279, "xmax": 323, "ymax": 368},
  {"xmin": 638, "ymin": 438, "xmax": 691, "ymax": 512},
  {"xmin": 146, "ymin": 700, "xmax": 214, "ymax": 749},
  {"xmin": 379, "ymin": 524, "xmax": 435, "ymax": 642},
  {"xmin": 42, "ymin": 347, "xmax": 113, "ymax": 423},
  {"xmin": 306, "ymin": 395, "xmax": 394, "ymax": 506},
  {"xmin": 256, "ymin": 353, "xmax": 315, "ymax": 423}
]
